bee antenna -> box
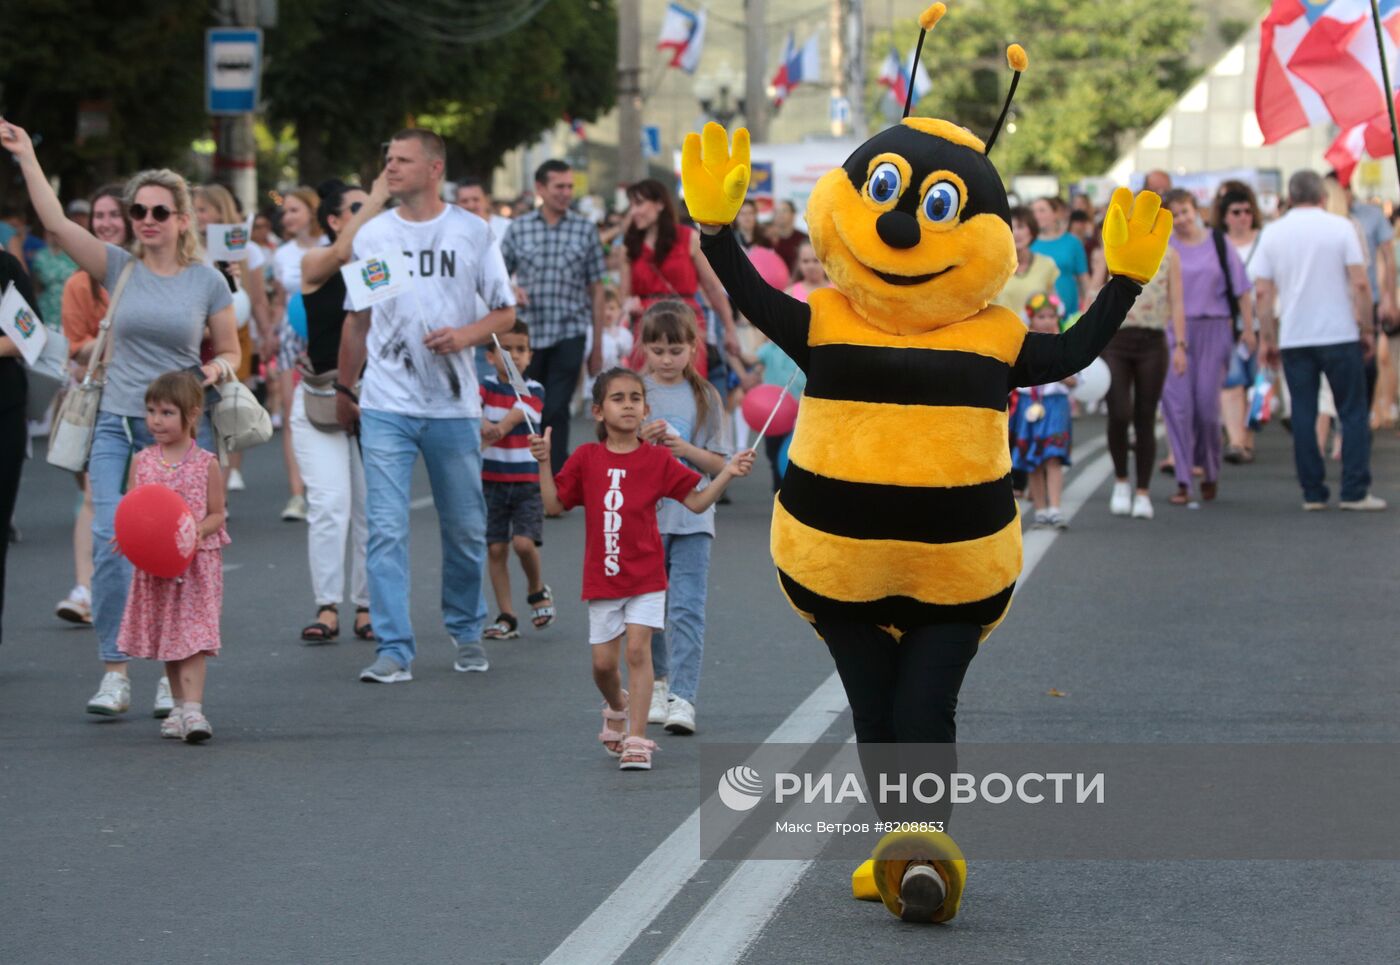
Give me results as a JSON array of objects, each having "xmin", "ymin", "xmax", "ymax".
[
  {"xmin": 985, "ymin": 44, "xmax": 1028, "ymax": 155},
  {"xmin": 903, "ymin": 3, "xmax": 946, "ymax": 120}
]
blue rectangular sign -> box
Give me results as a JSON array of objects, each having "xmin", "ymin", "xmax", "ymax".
[{"xmin": 206, "ymin": 28, "xmax": 263, "ymax": 115}]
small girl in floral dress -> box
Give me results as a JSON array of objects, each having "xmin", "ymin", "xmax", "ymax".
[{"xmin": 117, "ymin": 371, "xmax": 229, "ymax": 743}]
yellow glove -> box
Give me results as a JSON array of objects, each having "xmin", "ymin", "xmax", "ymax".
[
  {"xmin": 680, "ymin": 122, "xmax": 751, "ymax": 226},
  {"xmin": 1102, "ymin": 187, "xmax": 1173, "ymax": 284}
]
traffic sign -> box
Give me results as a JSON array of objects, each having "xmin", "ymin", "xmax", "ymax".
[
  {"xmin": 206, "ymin": 28, "xmax": 263, "ymax": 115},
  {"xmin": 642, "ymin": 125, "xmax": 662, "ymax": 159}
]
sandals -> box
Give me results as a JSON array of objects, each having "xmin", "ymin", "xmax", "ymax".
[
  {"xmin": 1200, "ymin": 480, "xmax": 1218, "ymax": 501},
  {"xmin": 483, "ymin": 613, "xmax": 520, "ymax": 640},
  {"xmin": 1168, "ymin": 485, "xmax": 1191, "ymax": 506},
  {"xmin": 301, "ymin": 604, "xmax": 339, "ymax": 643},
  {"xmin": 353, "ymin": 606, "xmax": 375, "ymax": 641},
  {"xmin": 599, "ymin": 694, "xmax": 629, "ymax": 757},
  {"xmin": 528, "ymin": 585, "xmax": 556, "ymax": 629},
  {"xmin": 619, "ymin": 736, "xmax": 658, "ymax": 771}
]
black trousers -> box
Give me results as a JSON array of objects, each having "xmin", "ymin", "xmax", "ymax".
[
  {"xmin": 0, "ymin": 402, "xmax": 26, "ymax": 646},
  {"xmin": 819, "ymin": 620, "xmax": 980, "ymax": 824},
  {"xmin": 1103, "ymin": 326, "xmax": 1169, "ymax": 488},
  {"xmin": 525, "ymin": 333, "xmax": 587, "ymax": 469}
]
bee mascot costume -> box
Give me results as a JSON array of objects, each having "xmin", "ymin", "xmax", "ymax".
[{"xmin": 684, "ymin": 2, "xmax": 1171, "ymax": 925}]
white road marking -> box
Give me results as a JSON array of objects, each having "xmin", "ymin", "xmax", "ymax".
[
  {"xmin": 542, "ymin": 433, "xmax": 1118, "ymax": 964},
  {"xmin": 409, "ymin": 495, "xmax": 434, "ymax": 510}
]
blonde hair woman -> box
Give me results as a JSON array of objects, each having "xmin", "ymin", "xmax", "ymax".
[
  {"xmin": 269, "ymin": 186, "xmax": 325, "ymax": 522},
  {"xmin": 2, "ymin": 117, "xmax": 239, "ymax": 719}
]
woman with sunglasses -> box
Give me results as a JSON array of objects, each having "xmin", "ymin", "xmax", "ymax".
[
  {"xmin": 1214, "ymin": 181, "xmax": 1265, "ymax": 464},
  {"xmin": 289, "ymin": 176, "xmax": 388, "ymax": 643},
  {"xmin": 1, "ymin": 118, "xmax": 239, "ymax": 719}
]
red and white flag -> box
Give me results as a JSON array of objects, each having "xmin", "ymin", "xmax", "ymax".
[
  {"xmin": 657, "ymin": 3, "xmax": 707, "ymax": 74},
  {"xmin": 1256, "ymin": 0, "xmax": 1400, "ymax": 144},
  {"xmin": 1324, "ymin": 99, "xmax": 1399, "ymax": 184}
]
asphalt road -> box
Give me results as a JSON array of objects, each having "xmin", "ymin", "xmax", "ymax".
[{"xmin": 2, "ymin": 415, "xmax": 1397, "ymax": 965}]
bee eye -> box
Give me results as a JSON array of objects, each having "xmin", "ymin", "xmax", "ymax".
[
  {"xmin": 922, "ymin": 181, "xmax": 961, "ymax": 224},
  {"xmin": 867, "ymin": 163, "xmax": 902, "ymax": 205}
]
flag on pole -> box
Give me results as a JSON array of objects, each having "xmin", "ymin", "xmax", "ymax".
[
  {"xmin": 205, "ymin": 216, "xmax": 254, "ymax": 261},
  {"xmin": 876, "ymin": 44, "xmax": 932, "ymax": 109},
  {"xmin": 657, "ymin": 3, "xmax": 707, "ymax": 74},
  {"xmin": 1324, "ymin": 98, "xmax": 1400, "ymax": 185},
  {"xmin": 340, "ymin": 251, "xmax": 412, "ymax": 311},
  {"xmin": 1256, "ymin": 0, "xmax": 1400, "ymax": 144},
  {"xmin": 772, "ymin": 32, "xmax": 821, "ymax": 106},
  {"xmin": 491, "ymin": 333, "xmax": 538, "ymax": 435},
  {"xmin": 0, "ymin": 280, "xmax": 47, "ymax": 366}
]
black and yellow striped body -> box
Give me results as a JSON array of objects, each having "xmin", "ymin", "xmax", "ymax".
[{"xmin": 774, "ymin": 287, "xmax": 1028, "ymax": 642}]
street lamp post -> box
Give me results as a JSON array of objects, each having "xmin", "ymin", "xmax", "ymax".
[{"xmin": 694, "ymin": 60, "xmax": 747, "ymax": 128}]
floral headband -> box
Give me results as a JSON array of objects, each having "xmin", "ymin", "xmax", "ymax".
[{"xmin": 1024, "ymin": 291, "xmax": 1065, "ymax": 321}]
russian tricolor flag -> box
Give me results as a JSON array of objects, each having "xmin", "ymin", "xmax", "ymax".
[
  {"xmin": 771, "ymin": 32, "xmax": 821, "ymax": 107},
  {"xmin": 876, "ymin": 45, "xmax": 931, "ymax": 109},
  {"xmin": 1256, "ymin": 0, "xmax": 1400, "ymax": 144}
]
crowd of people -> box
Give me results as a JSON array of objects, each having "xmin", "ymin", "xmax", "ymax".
[{"xmin": 0, "ymin": 117, "xmax": 1393, "ymax": 759}]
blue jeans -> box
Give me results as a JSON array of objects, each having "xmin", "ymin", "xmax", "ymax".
[
  {"xmin": 90, "ymin": 411, "xmax": 213, "ymax": 663},
  {"xmin": 649, "ymin": 532, "xmax": 712, "ymax": 704},
  {"xmin": 359, "ymin": 410, "xmax": 488, "ymax": 669},
  {"xmin": 1281, "ymin": 343, "xmax": 1372, "ymax": 503}
]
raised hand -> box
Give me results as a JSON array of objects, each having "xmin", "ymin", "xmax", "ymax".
[
  {"xmin": 680, "ymin": 122, "xmax": 751, "ymax": 227},
  {"xmin": 1102, "ymin": 187, "xmax": 1172, "ymax": 285},
  {"xmin": 527, "ymin": 427, "xmax": 553, "ymax": 464},
  {"xmin": 0, "ymin": 118, "xmax": 35, "ymax": 161}
]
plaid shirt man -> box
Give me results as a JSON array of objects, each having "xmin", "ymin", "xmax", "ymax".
[{"xmin": 500, "ymin": 209, "xmax": 605, "ymax": 349}]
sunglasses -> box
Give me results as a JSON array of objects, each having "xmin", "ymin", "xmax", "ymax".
[
  {"xmin": 128, "ymin": 203, "xmax": 173, "ymax": 223},
  {"xmin": 1226, "ymin": 207, "xmax": 1252, "ymax": 217},
  {"xmin": 345, "ymin": 201, "xmax": 363, "ymax": 215}
]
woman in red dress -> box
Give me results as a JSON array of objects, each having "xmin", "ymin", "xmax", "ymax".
[{"xmin": 620, "ymin": 179, "xmax": 737, "ymax": 376}]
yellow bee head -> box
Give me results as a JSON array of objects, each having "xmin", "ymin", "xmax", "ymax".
[{"xmin": 806, "ymin": 4, "xmax": 1027, "ymax": 335}]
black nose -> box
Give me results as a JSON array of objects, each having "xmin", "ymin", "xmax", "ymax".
[{"xmin": 875, "ymin": 211, "xmax": 921, "ymax": 249}]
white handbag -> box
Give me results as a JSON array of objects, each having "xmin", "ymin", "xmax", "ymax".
[
  {"xmin": 208, "ymin": 356, "xmax": 272, "ymax": 456},
  {"xmin": 45, "ymin": 262, "xmax": 136, "ymax": 472}
]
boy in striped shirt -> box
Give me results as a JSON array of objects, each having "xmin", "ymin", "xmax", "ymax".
[{"xmin": 480, "ymin": 323, "xmax": 552, "ymax": 638}]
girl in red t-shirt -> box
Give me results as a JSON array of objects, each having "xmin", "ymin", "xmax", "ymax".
[{"xmin": 530, "ymin": 369, "xmax": 754, "ymax": 771}]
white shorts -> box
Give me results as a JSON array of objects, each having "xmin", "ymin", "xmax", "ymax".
[{"xmin": 588, "ymin": 591, "xmax": 667, "ymax": 644}]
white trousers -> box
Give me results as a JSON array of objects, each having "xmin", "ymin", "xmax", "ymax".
[{"xmin": 291, "ymin": 384, "xmax": 370, "ymax": 608}]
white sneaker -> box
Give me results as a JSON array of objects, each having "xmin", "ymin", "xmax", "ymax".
[
  {"xmin": 281, "ymin": 493, "xmax": 308, "ymax": 522},
  {"xmin": 648, "ymin": 680, "xmax": 671, "ymax": 724},
  {"xmin": 227, "ymin": 469, "xmax": 246, "ymax": 492},
  {"xmin": 55, "ymin": 585, "xmax": 92, "ymax": 624},
  {"xmin": 182, "ymin": 710, "xmax": 213, "ymax": 743},
  {"xmin": 1130, "ymin": 493, "xmax": 1154, "ymax": 519},
  {"xmin": 86, "ymin": 671, "xmax": 131, "ymax": 716},
  {"xmin": 153, "ymin": 676, "xmax": 174, "ymax": 718},
  {"xmin": 1046, "ymin": 507, "xmax": 1068, "ymax": 530},
  {"xmin": 1109, "ymin": 481, "xmax": 1132, "ymax": 516},
  {"xmin": 1339, "ymin": 494, "xmax": 1387, "ymax": 511},
  {"xmin": 664, "ymin": 696, "xmax": 696, "ymax": 735},
  {"xmin": 160, "ymin": 708, "xmax": 185, "ymax": 739}
]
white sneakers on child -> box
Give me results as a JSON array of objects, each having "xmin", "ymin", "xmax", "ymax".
[
  {"xmin": 1131, "ymin": 493, "xmax": 1154, "ymax": 519},
  {"xmin": 648, "ymin": 680, "xmax": 671, "ymax": 724},
  {"xmin": 1109, "ymin": 481, "xmax": 1132, "ymax": 516}
]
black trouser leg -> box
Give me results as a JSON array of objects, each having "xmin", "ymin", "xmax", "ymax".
[
  {"xmin": 0, "ymin": 403, "xmax": 27, "ymax": 646},
  {"xmin": 526, "ymin": 334, "xmax": 587, "ymax": 468},
  {"xmin": 821, "ymin": 620, "xmax": 980, "ymax": 824}
]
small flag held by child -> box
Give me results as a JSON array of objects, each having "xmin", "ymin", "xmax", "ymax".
[{"xmin": 492, "ymin": 333, "xmax": 538, "ymax": 435}]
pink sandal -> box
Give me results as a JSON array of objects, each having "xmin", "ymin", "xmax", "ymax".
[
  {"xmin": 599, "ymin": 695, "xmax": 628, "ymax": 757},
  {"xmin": 619, "ymin": 735, "xmax": 658, "ymax": 771}
]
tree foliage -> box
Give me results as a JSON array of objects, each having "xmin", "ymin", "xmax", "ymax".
[
  {"xmin": 264, "ymin": 0, "xmax": 616, "ymax": 185},
  {"xmin": 871, "ymin": 0, "xmax": 1200, "ymax": 182},
  {"xmin": 0, "ymin": 0, "xmax": 211, "ymax": 199}
]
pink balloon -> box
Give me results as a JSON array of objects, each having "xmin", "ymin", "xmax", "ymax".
[
  {"xmin": 745, "ymin": 246, "xmax": 792, "ymax": 292},
  {"xmin": 742, "ymin": 383, "xmax": 799, "ymax": 437},
  {"xmin": 115, "ymin": 484, "xmax": 197, "ymax": 579}
]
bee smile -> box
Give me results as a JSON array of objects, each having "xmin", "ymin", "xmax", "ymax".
[{"xmin": 872, "ymin": 265, "xmax": 953, "ymax": 286}]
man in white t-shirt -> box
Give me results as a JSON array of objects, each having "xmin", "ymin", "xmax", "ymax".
[
  {"xmin": 1254, "ymin": 170, "xmax": 1383, "ymax": 511},
  {"xmin": 337, "ymin": 128, "xmax": 517, "ymax": 682}
]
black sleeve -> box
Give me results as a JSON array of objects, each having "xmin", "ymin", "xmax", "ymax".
[
  {"xmin": 1009, "ymin": 276, "xmax": 1142, "ymax": 389},
  {"xmin": 699, "ymin": 226, "xmax": 812, "ymax": 371},
  {"xmin": 1, "ymin": 252, "xmax": 39, "ymax": 322}
]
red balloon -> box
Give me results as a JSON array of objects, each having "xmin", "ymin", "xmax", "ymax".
[
  {"xmin": 114, "ymin": 484, "xmax": 198, "ymax": 579},
  {"xmin": 742, "ymin": 383, "xmax": 800, "ymax": 437},
  {"xmin": 745, "ymin": 246, "xmax": 791, "ymax": 292}
]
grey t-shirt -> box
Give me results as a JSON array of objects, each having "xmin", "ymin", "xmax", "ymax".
[
  {"xmin": 1351, "ymin": 202, "xmax": 1392, "ymax": 307},
  {"xmin": 644, "ymin": 376, "xmax": 733, "ymax": 537},
  {"xmin": 100, "ymin": 244, "xmax": 233, "ymax": 417}
]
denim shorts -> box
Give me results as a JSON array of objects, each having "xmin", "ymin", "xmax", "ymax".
[{"xmin": 484, "ymin": 480, "xmax": 543, "ymax": 545}]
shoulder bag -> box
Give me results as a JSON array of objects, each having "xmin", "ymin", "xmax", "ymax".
[{"xmin": 46, "ymin": 261, "xmax": 136, "ymax": 472}]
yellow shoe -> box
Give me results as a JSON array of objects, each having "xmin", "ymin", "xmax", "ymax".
[
  {"xmin": 851, "ymin": 859, "xmax": 881, "ymax": 901},
  {"xmin": 870, "ymin": 829, "xmax": 967, "ymax": 923}
]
